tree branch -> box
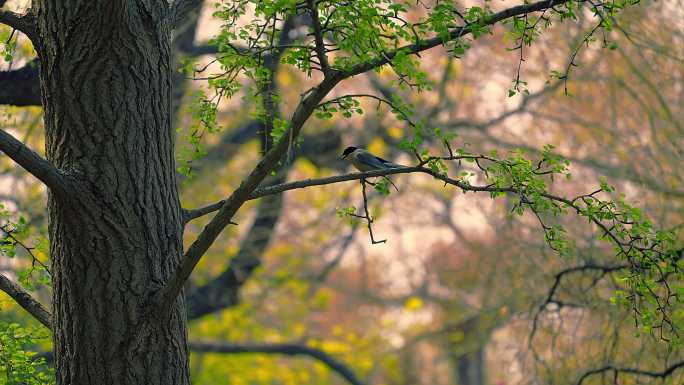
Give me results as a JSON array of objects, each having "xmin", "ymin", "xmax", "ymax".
[
  {"xmin": 182, "ymin": 201, "xmax": 224, "ymax": 223},
  {"xmin": 0, "ymin": 59, "xmax": 41, "ymax": 106},
  {"xmin": 529, "ymin": 262, "xmax": 628, "ymax": 343},
  {"xmin": 181, "ymin": 125, "xmax": 342, "ymax": 222},
  {"xmin": 0, "ymin": 128, "xmax": 68, "ymax": 196},
  {"xmin": 179, "ymin": 42, "xmax": 219, "ymax": 56},
  {"xmin": 186, "ymin": 174, "xmax": 285, "ymax": 319},
  {"xmin": 183, "ymin": 166, "xmax": 503, "ymax": 221},
  {"xmin": 307, "ymin": 0, "xmax": 330, "ymax": 74},
  {"xmin": 153, "ymin": 73, "xmax": 344, "ymax": 318},
  {"xmin": 170, "ymin": 0, "xmax": 204, "ymax": 28},
  {"xmin": 0, "ymin": 8, "xmax": 38, "ymax": 46},
  {"xmin": 577, "ymin": 360, "xmax": 684, "ymax": 384},
  {"xmin": 156, "ymin": 0, "xmax": 588, "ymax": 316},
  {"xmin": 189, "ymin": 341, "xmax": 366, "ymax": 385},
  {"xmin": 0, "ymin": 273, "xmax": 51, "ymax": 328},
  {"xmin": 358, "ymin": 179, "xmax": 386, "ymax": 244},
  {"xmin": 181, "ymin": 15, "xmax": 335, "ymax": 318},
  {"xmin": 345, "ymin": 0, "xmax": 575, "ymax": 78},
  {"xmin": 182, "ymin": 159, "xmax": 654, "ymax": 281}
]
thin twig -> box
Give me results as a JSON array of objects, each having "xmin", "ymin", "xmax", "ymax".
[{"xmin": 360, "ymin": 179, "xmax": 386, "ymax": 244}]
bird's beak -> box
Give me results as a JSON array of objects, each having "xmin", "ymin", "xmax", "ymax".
[{"xmin": 340, "ymin": 154, "xmax": 348, "ymax": 159}]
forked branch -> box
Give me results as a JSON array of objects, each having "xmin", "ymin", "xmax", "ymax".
[
  {"xmin": 529, "ymin": 262, "xmax": 629, "ymax": 344},
  {"xmin": 356, "ymin": 179, "xmax": 386, "ymax": 244},
  {"xmin": 577, "ymin": 360, "xmax": 684, "ymax": 385}
]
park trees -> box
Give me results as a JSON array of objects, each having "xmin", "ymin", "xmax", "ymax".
[{"xmin": 0, "ymin": 0, "xmax": 682, "ymax": 384}]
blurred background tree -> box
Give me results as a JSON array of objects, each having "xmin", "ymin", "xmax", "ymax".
[{"xmin": 0, "ymin": 0, "xmax": 682, "ymax": 384}]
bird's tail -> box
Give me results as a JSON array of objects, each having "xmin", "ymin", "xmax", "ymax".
[
  {"xmin": 383, "ymin": 176, "xmax": 399, "ymax": 192},
  {"xmin": 384, "ymin": 162, "xmax": 406, "ymax": 169},
  {"xmin": 382, "ymin": 163, "xmax": 404, "ymax": 191}
]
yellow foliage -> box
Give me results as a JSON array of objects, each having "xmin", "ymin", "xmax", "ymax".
[
  {"xmin": 449, "ymin": 60, "xmax": 461, "ymax": 77},
  {"xmin": 612, "ymin": 63, "xmax": 626, "ymax": 78},
  {"xmin": 448, "ymin": 330, "xmax": 465, "ymax": 344},
  {"xmin": 378, "ymin": 65, "xmax": 393, "ymax": 79},
  {"xmin": 277, "ymin": 68, "xmax": 295, "ymax": 87},
  {"xmin": 460, "ymin": 83, "xmax": 473, "ymax": 98},
  {"xmin": 332, "ymin": 325, "xmax": 344, "ymax": 336},
  {"xmin": 311, "ymin": 288, "xmax": 332, "ymax": 310},
  {"xmin": 295, "ymin": 158, "xmax": 320, "ymax": 178},
  {"xmin": 367, "ymin": 137, "xmax": 387, "ymax": 157},
  {"xmin": 356, "ymin": 356, "xmax": 374, "ymax": 372},
  {"xmin": 387, "ymin": 126, "xmax": 403, "ymax": 139},
  {"xmin": 267, "ymin": 243, "xmax": 295, "ymax": 259},
  {"xmin": 404, "ymin": 296, "xmax": 423, "ymax": 311},
  {"xmin": 292, "ymin": 322, "xmax": 306, "ymax": 336},
  {"xmin": 382, "ymin": 355, "xmax": 403, "ymax": 382},
  {"xmin": 319, "ymin": 339, "xmax": 351, "ymax": 354}
]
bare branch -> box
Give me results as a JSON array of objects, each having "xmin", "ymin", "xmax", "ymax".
[
  {"xmin": 0, "ymin": 8, "xmax": 38, "ymax": 46},
  {"xmin": 170, "ymin": 0, "xmax": 204, "ymax": 29},
  {"xmin": 0, "ymin": 223, "xmax": 51, "ymax": 276},
  {"xmin": 182, "ymin": 159, "xmax": 664, "ymax": 301},
  {"xmin": 189, "ymin": 341, "xmax": 366, "ymax": 385},
  {"xmin": 577, "ymin": 360, "xmax": 684, "ymax": 385},
  {"xmin": 359, "ymin": 179, "xmax": 386, "ymax": 244},
  {"xmin": 529, "ymin": 262, "xmax": 628, "ymax": 343},
  {"xmin": 0, "ymin": 59, "xmax": 41, "ymax": 106},
  {"xmin": 560, "ymin": 20, "xmax": 603, "ymax": 95},
  {"xmin": 182, "ymin": 201, "xmax": 225, "ymax": 223},
  {"xmin": 0, "ymin": 128, "xmax": 68, "ymax": 196},
  {"xmin": 180, "ymin": 43, "xmax": 221, "ymax": 56},
  {"xmin": 308, "ymin": 223, "xmax": 359, "ymax": 290},
  {"xmin": 0, "ymin": 273, "xmax": 51, "ymax": 328}
]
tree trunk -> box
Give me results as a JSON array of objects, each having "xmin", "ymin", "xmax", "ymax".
[
  {"xmin": 33, "ymin": 2, "xmax": 189, "ymax": 384},
  {"xmin": 455, "ymin": 349, "xmax": 484, "ymax": 385}
]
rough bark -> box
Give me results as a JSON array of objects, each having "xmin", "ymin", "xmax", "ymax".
[
  {"xmin": 443, "ymin": 315, "xmax": 489, "ymax": 385},
  {"xmin": 33, "ymin": 2, "xmax": 189, "ymax": 384}
]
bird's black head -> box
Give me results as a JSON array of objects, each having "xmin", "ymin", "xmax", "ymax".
[{"xmin": 341, "ymin": 146, "xmax": 358, "ymax": 159}]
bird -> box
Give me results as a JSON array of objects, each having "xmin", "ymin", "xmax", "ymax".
[
  {"xmin": 341, "ymin": 146, "xmax": 405, "ymax": 171},
  {"xmin": 340, "ymin": 146, "xmax": 404, "ymax": 190}
]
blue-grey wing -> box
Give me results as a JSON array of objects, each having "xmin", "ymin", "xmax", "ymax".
[
  {"xmin": 356, "ymin": 151, "xmax": 389, "ymax": 169},
  {"xmin": 375, "ymin": 156, "xmax": 405, "ymax": 168},
  {"xmin": 381, "ymin": 161, "xmax": 405, "ymax": 168}
]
